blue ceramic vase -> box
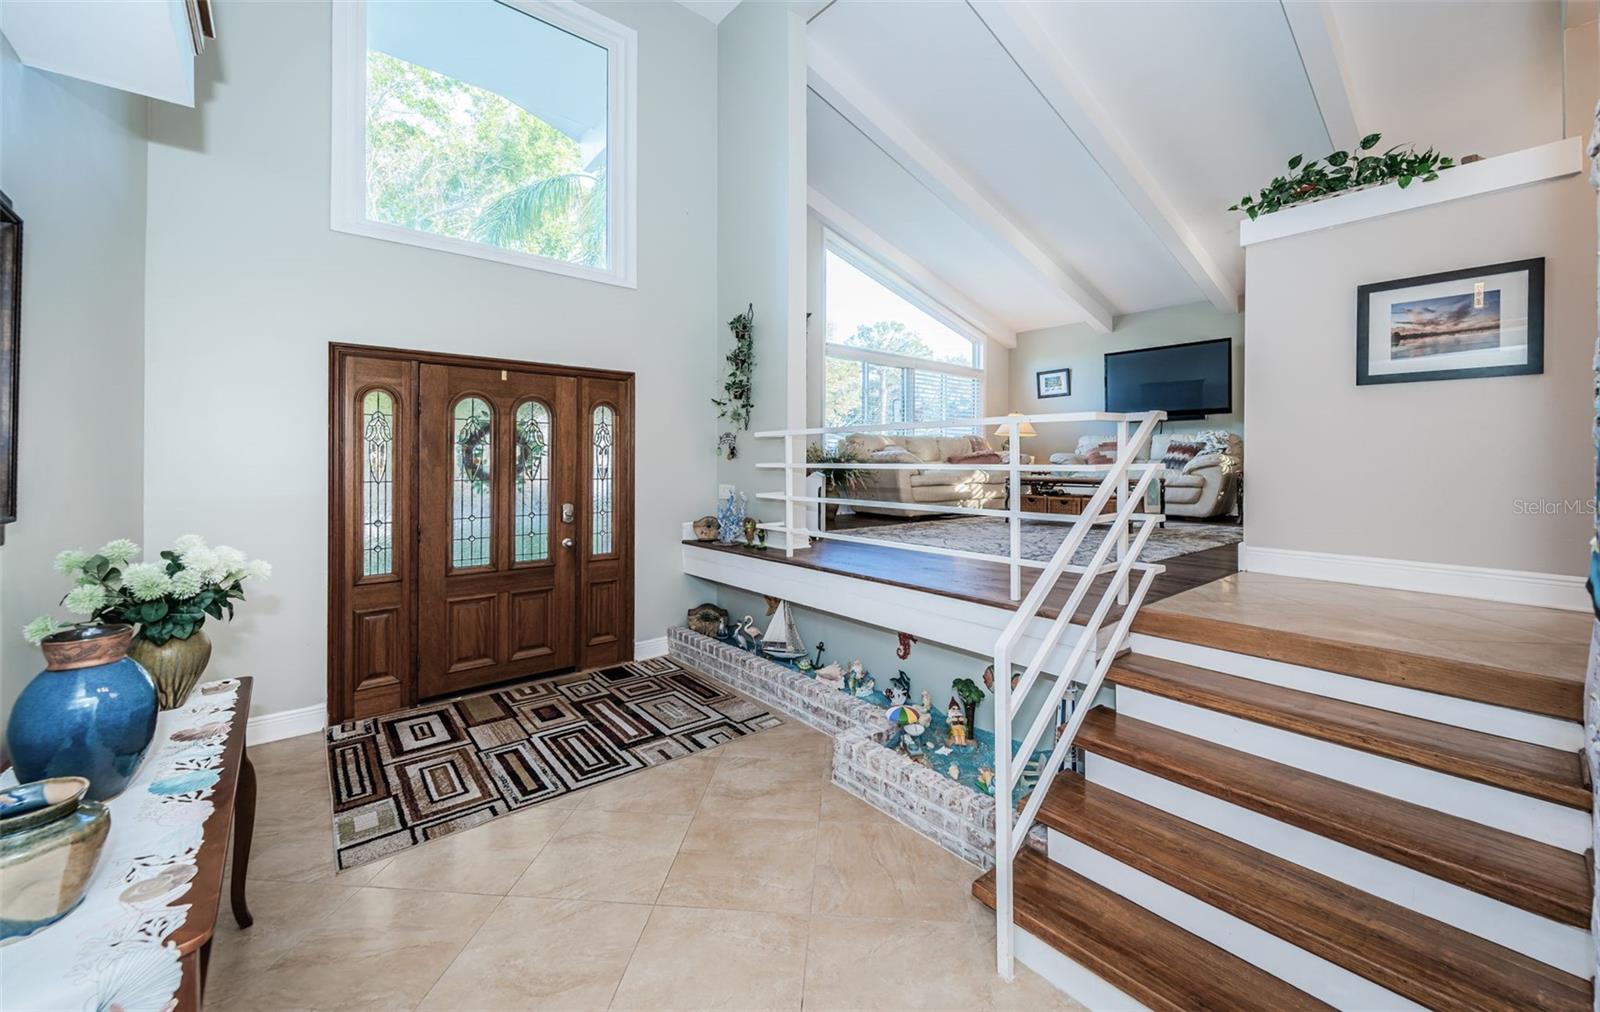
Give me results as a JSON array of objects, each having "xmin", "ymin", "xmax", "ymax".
[{"xmin": 7, "ymin": 625, "xmax": 158, "ymax": 801}]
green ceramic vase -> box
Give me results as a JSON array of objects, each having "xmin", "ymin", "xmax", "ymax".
[{"xmin": 129, "ymin": 629, "xmax": 212, "ymax": 711}]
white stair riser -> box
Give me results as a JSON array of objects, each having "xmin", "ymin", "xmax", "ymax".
[
  {"xmin": 1114, "ymin": 687, "xmax": 1589, "ymax": 852},
  {"xmin": 1006, "ymin": 924, "xmax": 1151, "ymax": 1012},
  {"xmin": 1085, "ymin": 754, "xmax": 1593, "ymax": 978},
  {"xmin": 1048, "ymin": 831, "xmax": 1424, "ymax": 1010},
  {"xmin": 1127, "ymin": 634, "xmax": 1582, "ymax": 750}
]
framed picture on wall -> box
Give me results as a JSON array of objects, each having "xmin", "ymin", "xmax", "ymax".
[
  {"xmin": 0, "ymin": 190, "xmax": 19, "ymax": 542},
  {"xmin": 1036, "ymin": 368, "xmax": 1071, "ymax": 398},
  {"xmin": 1356, "ymin": 258, "xmax": 1543, "ymax": 386}
]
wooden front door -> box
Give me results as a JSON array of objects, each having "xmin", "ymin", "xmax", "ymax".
[
  {"xmin": 417, "ymin": 363, "xmax": 579, "ymax": 698},
  {"xmin": 328, "ymin": 346, "xmax": 634, "ymax": 722}
]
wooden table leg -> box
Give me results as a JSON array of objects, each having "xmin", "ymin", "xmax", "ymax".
[
  {"xmin": 175, "ymin": 949, "xmax": 203, "ymax": 1012},
  {"xmin": 230, "ymin": 749, "xmax": 257, "ymax": 929}
]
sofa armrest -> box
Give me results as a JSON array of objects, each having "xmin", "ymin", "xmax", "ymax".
[{"xmin": 1181, "ymin": 452, "xmax": 1234, "ymax": 474}]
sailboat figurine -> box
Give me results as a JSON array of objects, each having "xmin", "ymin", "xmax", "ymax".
[{"xmin": 760, "ymin": 601, "xmax": 808, "ymax": 659}]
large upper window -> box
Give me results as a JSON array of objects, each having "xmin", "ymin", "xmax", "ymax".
[
  {"xmin": 823, "ymin": 242, "xmax": 983, "ymax": 438},
  {"xmin": 332, "ymin": 1, "xmax": 636, "ymax": 287}
]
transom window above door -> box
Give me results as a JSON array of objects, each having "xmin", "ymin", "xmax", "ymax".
[
  {"xmin": 331, "ymin": 0, "xmax": 637, "ymax": 287},
  {"xmin": 823, "ymin": 239, "xmax": 984, "ymax": 443}
]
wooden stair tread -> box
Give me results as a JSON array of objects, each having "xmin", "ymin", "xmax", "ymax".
[
  {"xmin": 1039, "ymin": 775, "xmax": 1592, "ymax": 1012},
  {"xmin": 1131, "ymin": 606, "xmax": 1581, "ymax": 720},
  {"xmin": 1110, "ymin": 653, "xmax": 1587, "ymax": 809},
  {"xmin": 972, "ymin": 849, "xmax": 1330, "ymax": 1012},
  {"xmin": 1077, "ymin": 707, "xmax": 1589, "ymax": 926}
]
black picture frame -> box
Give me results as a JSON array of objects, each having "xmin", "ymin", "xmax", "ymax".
[
  {"xmin": 1356, "ymin": 258, "xmax": 1543, "ymax": 386},
  {"xmin": 1036, "ymin": 368, "xmax": 1071, "ymax": 399},
  {"xmin": 0, "ymin": 190, "xmax": 19, "ymax": 541}
]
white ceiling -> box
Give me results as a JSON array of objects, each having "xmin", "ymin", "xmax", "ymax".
[
  {"xmin": 675, "ymin": 1, "xmax": 741, "ymax": 25},
  {"xmin": 805, "ymin": 0, "xmax": 1573, "ymax": 337},
  {"xmin": 809, "ymin": 90, "xmax": 1074, "ymax": 334}
]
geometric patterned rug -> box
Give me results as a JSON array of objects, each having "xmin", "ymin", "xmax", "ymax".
[{"xmin": 323, "ymin": 656, "xmax": 782, "ymax": 869}]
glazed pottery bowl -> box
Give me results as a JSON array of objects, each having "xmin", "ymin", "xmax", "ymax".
[
  {"xmin": 0, "ymin": 777, "xmax": 111, "ymax": 940},
  {"xmin": 8, "ymin": 624, "xmax": 158, "ymax": 800}
]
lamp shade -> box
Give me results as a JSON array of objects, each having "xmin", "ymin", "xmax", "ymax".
[{"xmin": 1005, "ymin": 413, "xmax": 1037, "ymax": 438}]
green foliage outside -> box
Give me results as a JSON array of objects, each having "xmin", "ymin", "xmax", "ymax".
[
  {"xmin": 824, "ymin": 321, "xmax": 936, "ymax": 429},
  {"xmin": 366, "ymin": 51, "xmax": 606, "ymax": 267}
]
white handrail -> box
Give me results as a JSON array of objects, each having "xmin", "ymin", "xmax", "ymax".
[
  {"xmin": 741, "ymin": 410, "xmax": 1167, "ymax": 982},
  {"xmin": 988, "ymin": 410, "xmax": 1165, "ymax": 981},
  {"xmin": 752, "ymin": 410, "xmax": 1147, "ymax": 438}
]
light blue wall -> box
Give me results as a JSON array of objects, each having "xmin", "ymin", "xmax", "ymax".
[{"xmin": 0, "ymin": 39, "xmax": 149, "ymax": 733}]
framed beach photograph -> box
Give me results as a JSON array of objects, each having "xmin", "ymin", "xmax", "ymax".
[
  {"xmin": 1356, "ymin": 258, "xmax": 1543, "ymax": 386},
  {"xmin": 1036, "ymin": 368, "xmax": 1071, "ymax": 398}
]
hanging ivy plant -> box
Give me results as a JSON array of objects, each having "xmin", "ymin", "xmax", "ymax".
[
  {"xmin": 713, "ymin": 303, "xmax": 755, "ymax": 457},
  {"xmin": 1230, "ymin": 133, "xmax": 1461, "ymax": 220}
]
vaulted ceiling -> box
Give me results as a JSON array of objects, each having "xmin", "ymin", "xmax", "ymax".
[{"xmin": 805, "ymin": 0, "xmax": 1572, "ymax": 337}]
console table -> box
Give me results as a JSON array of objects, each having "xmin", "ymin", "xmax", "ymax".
[
  {"xmin": 0, "ymin": 676, "xmax": 257, "ymax": 1012},
  {"xmin": 173, "ymin": 675, "xmax": 257, "ymax": 1010}
]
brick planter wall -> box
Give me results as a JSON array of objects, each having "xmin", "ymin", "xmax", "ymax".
[{"xmin": 669, "ymin": 626, "xmax": 1032, "ymax": 868}]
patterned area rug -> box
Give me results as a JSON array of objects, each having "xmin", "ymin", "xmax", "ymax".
[
  {"xmin": 847, "ymin": 516, "xmax": 1242, "ymax": 565},
  {"xmin": 324, "ymin": 657, "xmax": 781, "ymax": 869}
]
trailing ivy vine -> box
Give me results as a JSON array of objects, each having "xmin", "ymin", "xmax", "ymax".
[
  {"xmin": 1230, "ymin": 133, "xmax": 1459, "ymax": 220},
  {"xmin": 713, "ymin": 303, "xmax": 755, "ymax": 458}
]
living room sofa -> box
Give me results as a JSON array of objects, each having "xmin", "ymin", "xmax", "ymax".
[
  {"xmin": 838, "ymin": 433, "xmax": 1029, "ymax": 517},
  {"xmin": 1048, "ymin": 430, "xmax": 1242, "ymax": 520}
]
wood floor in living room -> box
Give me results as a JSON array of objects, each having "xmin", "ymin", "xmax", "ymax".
[{"xmin": 209, "ymin": 716, "xmax": 1075, "ymax": 1011}]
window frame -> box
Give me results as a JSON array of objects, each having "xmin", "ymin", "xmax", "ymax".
[
  {"xmin": 330, "ymin": 0, "xmax": 638, "ymax": 288},
  {"xmin": 820, "ymin": 231, "xmax": 986, "ymax": 433}
]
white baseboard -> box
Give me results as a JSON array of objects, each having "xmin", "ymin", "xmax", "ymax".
[
  {"xmin": 635, "ymin": 636, "xmax": 669, "ymax": 660},
  {"xmin": 247, "ymin": 702, "xmax": 326, "ymax": 746},
  {"xmin": 1239, "ymin": 543, "xmax": 1588, "ymax": 612}
]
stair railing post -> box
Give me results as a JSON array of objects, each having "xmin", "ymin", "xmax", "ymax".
[
  {"xmin": 993, "ymin": 638, "xmax": 1015, "ymax": 980},
  {"xmin": 784, "ymin": 432, "xmax": 796, "ymax": 558},
  {"xmin": 1008, "ymin": 420, "xmax": 1022, "ymax": 601},
  {"xmin": 1116, "ymin": 417, "xmax": 1130, "ymax": 606}
]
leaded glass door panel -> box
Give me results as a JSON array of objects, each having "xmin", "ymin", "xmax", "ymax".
[{"xmin": 417, "ymin": 364, "xmax": 579, "ymax": 697}]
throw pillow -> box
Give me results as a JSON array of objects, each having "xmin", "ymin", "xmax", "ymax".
[
  {"xmin": 1160, "ymin": 441, "xmax": 1204, "ymax": 471},
  {"xmin": 948, "ymin": 451, "xmax": 1003, "ymax": 465}
]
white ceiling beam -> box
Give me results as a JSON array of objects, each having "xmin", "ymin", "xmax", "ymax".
[
  {"xmin": 807, "ymin": 41, "xmax": 1115, "ymax": 333},
  {"xmin": 972, "ymin": 1, "xmax": 1241, "ymax": 315},
  {"xmin": 1280, "ymin": 0, "xmax": 1363, "ymax": 152},
  {"xmin": 807, "ymin": 186, "xmax": 1018, "ymax": 347}
]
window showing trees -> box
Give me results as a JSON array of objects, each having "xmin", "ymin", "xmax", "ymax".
[
  {"xmin": 333, "ymin": 1, "xmax": 636, "ymax": 286},
  {"xmin": 823, "ymin": 246, "xmax": 983, "ymax": 440}
]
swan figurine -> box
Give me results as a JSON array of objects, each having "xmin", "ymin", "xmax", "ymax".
[{"xmin": 733, "ymin": 615, "xmax": 761, "ymax": 652}]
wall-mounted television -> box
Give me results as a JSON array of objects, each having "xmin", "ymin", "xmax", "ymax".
[{"xmin": 1104, "ymin": 338, "xmax": 1232, "ymax": 420}]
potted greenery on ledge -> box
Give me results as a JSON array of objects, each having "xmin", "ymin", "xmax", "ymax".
[
  {"xmin": 25, "ymin": 536, "xmax": 270, "ymax": 709},
  {"xmin": 1230, "ymin": 133, "xmax": 1460, "ymax": 220},
  {"xmin": 806, "ymin": 443, "xmax": 869, "ymax": 520}
]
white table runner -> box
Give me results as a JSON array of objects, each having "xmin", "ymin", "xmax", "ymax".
[{"xmin": 0, "ymin": 679, "xmax": 241, "ymax": 1012}]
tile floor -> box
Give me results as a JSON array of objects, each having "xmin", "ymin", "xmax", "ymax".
[{"xmin": 210, "ymin": 716, "xmax": 1080, "ymax": 1010}]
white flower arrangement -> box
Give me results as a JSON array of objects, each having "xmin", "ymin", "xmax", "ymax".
[{"xmin": 22, "ymin": 535, "xmax": 272, "ymax": 646}]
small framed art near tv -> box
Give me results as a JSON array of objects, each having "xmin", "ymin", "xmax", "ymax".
[
  {"xmin": 1356, "ymin": 258, "xmax": 1543, "ymax": 386},
  {"xmin": 0, "ymin": 190, "xmax": 18, "ymax": 539}
]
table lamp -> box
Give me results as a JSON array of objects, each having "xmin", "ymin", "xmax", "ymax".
[{"xmin": 1001, "ymin": 412, "xmax": 1036, "ymax": 451}]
